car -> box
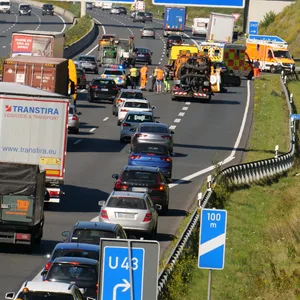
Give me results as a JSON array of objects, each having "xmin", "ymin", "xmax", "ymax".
[
  {"xmin": 166, "ymin": 35, "xmax": 184, "ymax": 51},
  {"xmin": 88, "ymin": 78, "xmax": 119, "ymax": 103},
  {"xmin": 5, "ymin": 282, "xmax": 88, "ymax": 300},
  {"xmin": 41, "ymin": 243, "xmax": 100, "ymax": 280},
  {"xmin": 110, "ymin": 6, "xmax": 120, "ymax": 14},
  {"xmin": 99, "ymin": 34, "xmax": 118, "ymax": 46},
  {"xmin": 42, "ymin": 3, "xmax": 54, "ymax": 15},
  {"xmin": 86, "ymin": 2, "xmax": 92, "ymax": 9},
  {"xmin": 68, "ymin": 104, "xmax": 80, "ymax": 134},
  {"xmin": 18, "ymin": 3, "xmax": 31, "ymax": 15},
  {"xmin": 44, "ymin": 257, "xmax": 98, "ymax": 299},
  {"xmin": 112, "ymin": 166, "xmax": 170, "ymax": 214},
  {"xmin": 128, "ymin": 143, "xmax": 173, "ymax": 178},
  {"xmin": 77, "ymin": 55, "xmax": 98, "ymax": 74},
  {"xmin": 134, "ymin": 47, "xmax": 152, "ymax": 64},
  {"xmin": 133, "ymin": 11, "xmax": 146, "ymax": 23},
  {"xmin": 62, "ymin": 221, "xmax": 127, "ymax": 245},
  {"xmin": 0, "ymin": 1, "xmax": 11, "ymax": 14},
  {"xmin": 131, "ymin": 122, "xmax": 174, "ymax": 154},
  {"xmin": 98, "ymin": 191, "xmax": 160, "ymax": 238},
  {"xmin": 118, "ymin": 6, "xmax": 127, "ymax": 14},
  {"xmin": 112, "ymin": 89, "xmax": 145, "ymax": 116},
  {"xmin": 120, "ymin": 111, "xmax": 155, "ymax": 142},
  {"xmin": 117, "ymin": 99, "xmax": 155, "ymax": 126},
  {"xmin": 100, "ymin": 65, "xmax": 127, "ymax": 87},
  {"xmin": 76, "ymin": 68, "xmax": 87, "ymax": 89},
  {"xmin": 141, "ymin": 27, "xmax": 155, "ymax": 39},
  {"xmin": 144, "ymin": 12, "xmax": 153, "ymax": 21}
]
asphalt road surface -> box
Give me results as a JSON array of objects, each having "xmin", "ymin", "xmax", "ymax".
[{"xmin": 0, "ymin": 8, "xmax": 254, "ymax": 297}]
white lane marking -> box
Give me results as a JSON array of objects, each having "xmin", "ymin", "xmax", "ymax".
[
  {"xmin": 90, "ymin": 128, "xmax": 96, "ymax": 132},
  {"xmin": 32, "ymin": 11, "xmax": 41, "ymax": 30},
  {"xmin": 158, "ymin": 62, "xmax": 161, "ymax": 65},
  {"xmin": 169, "ymin": 125, "xmax": 176, "ymax": 130},
  {"xmin": 74, "ymin": 139, "xmax": 82, "ymax": 145},
  {"xmin": 79, "ymin": 89, "xmax": 86, "ymax": 93},
  {"xmin": 53, "ymin": 13, "xmax": 67, "ymax": 33},
  {"xmin": 182, "ymin": 106, "xmax": 189, "ymax": 111},
  {"xmin": 178, "ymin": 112, "xmax": 185, "ymax": 117},
  {"xmin": 2, "ymin": 46, "xmax": 6, "ymax": 48},
  {"xmin": 199, "ymin": 233, "xmax": 226, "ymax": 256},
  {"xmin": 85, "ymin": 18, "xmax": 106, "ymax": 55},
  {"xmin": 174, "ymin": 118, "xmax": 181, "ymax": 123},
  {"xmin": 32, "ymin": 269, "xmax": 44, "ymax": 282},
  {"xmin": 169, "ymin": 80, "xmax": 251, "ymax": 188},
  {"xmin": 185, "ymin": 102, "xmax": 191, "ymax": 105},
  {"xmin": 103, "ymin": 117, "xmax": 109, "ymax": 121}
]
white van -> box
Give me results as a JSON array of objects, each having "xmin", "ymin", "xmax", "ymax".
[
  {"xmin": 0, "ymin": 1, "xmax": 11, "ymax": 13},
  {"xmin": 192, "ymin": 18, "xmax": 209, "ymax": 37},
  {"xmin": 102, "ymin": 2, "xmax": 112, "ymax": 10}
]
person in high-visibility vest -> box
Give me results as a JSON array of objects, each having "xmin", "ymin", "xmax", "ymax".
[
  {"xmin": 163, "ymin": 66, "xmax": 171, "ymax": 92},
  {"xmin": 149, "ymin": 67, "xmax": 159, "ymax": 92},
  {"xmin": 156, "ymin": 67, "xmax": 164, "ymax": 93},
  {"xmin": 140, "ymin": 64, "xmax": 149, "ymax": 90},
  {"xmin": 129, "ymin": 65, "xmax": 139, "ymax": 89}
]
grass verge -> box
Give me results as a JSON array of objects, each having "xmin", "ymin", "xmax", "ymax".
[
  {"xmin": 34, "ymin": 0, "xmax": 80, "ymax": 17},
  {"xmin": 162, "ymin": 76, "xmax": 299, "ymax": 299}
]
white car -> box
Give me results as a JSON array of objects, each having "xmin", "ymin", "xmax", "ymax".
[
  {"xmin": 110, "ymin": 7, "xmax": 120, "ymax": 14},
  {"xmin": 117, "ymin": 99, "xmax": 155, "ymax": 126},
  {"xmin": 5, "ymin": 281, "xmax": 94, "ymax": 300}
]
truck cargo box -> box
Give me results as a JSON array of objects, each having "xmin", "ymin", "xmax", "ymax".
[
  {"xmin": 2, "ymin": 56, "xmax": 69, "ymax": 96},
  {"xmin": 164, "ymin": 7, "xmax": 186, "ymax": 34},
  {"xmin": 11, "ymin": 30, "xmax": 65, "ymax": 58}
]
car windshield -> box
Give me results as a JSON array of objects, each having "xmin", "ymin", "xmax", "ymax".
[
  {"xmin": 144, "ymin": 28, "xmax": 154, "ymax": 31},
  {"xmin": 68, "ymin": 107, "xmax": 76, "ymax": 114},
  {"xmin": 79, "ymin": 56, "xmax": 95, "ymax": 61},
  {"xmin": 47, "ymin": 264, "xmax": 97, "ymax": 283},
  {"xmin": 43, "ymin": 4, "xmax": 52, "ymax": 8},
  {"xmin": 16, "ymin": 292, "xmax": 74, "ymax": 299},
  {"xmin": 133, "ymin": 144, "xmax": 168, "ymax": 155},
  {"xmin": 0, "ymin": 2, "xmax": 10, "ymax": 5},
  {"xmin": 122, "ymin": 171, "xmax": 158, "ymax": 184},
  {"xmin": 20, "ymin": 5, "xmax": 30, "ymax": 9},
  {"xmin": 145, "ymin": 12, "xmax": 152, "ymax": 16},
  {"xmin": 102, "ymin": 35, "xmax": 115, "ymax": 40},
  {"xmin": 93, "ymin": 80, "xmax": 114, "ymax": 86},
  {"xmin": 140, "ymin": 125, "xmax": 168, "ymax": 133},
  {"xmin": 52, "ymin": 248, "xmax": 99, "ymax": 261},
  {"xmin": 169, "ymin": 36, "xmax": 182, "ymax": 41},
  {"xmin": 124, "ymin": 102, "xmax": 148, "ymax": 108},
  {"xmin": 71, "ymin": 229, "xmax": 116, "ymax": 244},
  {"xmin": 120, "ymin": 92, "xmax": 143, "ymax": 99},
  {"xmin": 137, "ymin": 12, "xmax": 145, "ymax": 16},
  {"xmin": 104, "ymin": 70, "xmax": 123, "ymax": 75},
  {"xmin": 107, "ymin": 197, "xmax": 146, "ymax": 209},
  {"xmin": 126, "ymin": 114, "xmax": 153, "ymax": 123},
  {"xmin": 136, "ymin": 48, "xmax": 149, "ymax": 54},
  {"xmin": 273, "ymin": 50, "xmax": 291, "ymax": 59}
]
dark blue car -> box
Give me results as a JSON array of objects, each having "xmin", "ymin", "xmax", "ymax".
[
  {"xmin": 128, "ymin": 143, "xmax": 172, "ymax": 178},
  {"xmin": 41, "ymin": 242, "xmax": 99, "ymax": 280}
]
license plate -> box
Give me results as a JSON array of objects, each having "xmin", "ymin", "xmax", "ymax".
[
  {"xmin": 118, "ymin": 213, "xmax": 135, "ymax": 219},
  {"xmin": 101, "ymin": 88, "xmax": 108, "ymax": 91},
  {"xmin": 132, "ymin": 187, "xmax": 148, "ymax": 192},
  {"xmin": 138, "ymin": 54, "xmax": 144, "ymax": 57}
]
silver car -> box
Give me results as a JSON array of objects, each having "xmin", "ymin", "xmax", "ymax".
[
  {"xmin": 110, "ymin": 7, "xmax": 120, "ymax": 14},
  {"xmin": 133, "ymin": 11, "xmax": 146, "ymax": 23},
  {"xmin": 141, "ymin": 27, "xmax": 155, "ymax": 39},
  {"xmin": 120, "ymin": 111, "xmax": 155, "ymax": 142},
  {"xmin": 98, "ymin": 191, "xmax": 160, "ymax": 238},
  {"xmin": 76, "ymin": 55, "xmax": 98, "ymax": 74},
  {"xmin": 131, "ymin": 122, "xmax": 174, "ymax": 153},
  {"xmin": 68, "ymin": 105, "xmax": 80, "ymax": 134}
]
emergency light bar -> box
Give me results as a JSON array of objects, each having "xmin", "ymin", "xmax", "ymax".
[{"xmin": 109, "ymin": 65, "xmax": 123, "ymax": 69}]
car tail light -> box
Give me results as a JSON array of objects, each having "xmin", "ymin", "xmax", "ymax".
[
  {"xmin": 130, "ymin": 155, "xmax": 141, "ymax": 159},
  {"xmin": 168, "ymin": 39, "xmax": 172, "ymax": 43},
  {"xmin": 173, "ymin": 86, "xmax": 179, "ymax": 91},
  {"xmin": 145, "ymin": 53, "xmax": 150, "ymax": 57},
  {"xmin": 115, "ymin": 180, "xmax": 128, "ymax": 190},
  {"xmin": 117, "ymin": 99, "xmax": 124, "ymax": 103},
  {"xmin": 123, "ymin": 123, "xmax": 131, "ymax": 127},
  {"xmin": 152, "ymin": 184, "xmax": 164, "ymax": 191},
  {"xmin": 121, "ymin": 109, "xmax": 128, "ymax": 112},
  {"xmin": 143, "ymin": 213, "xmax": 152, "ymax": 222},
  {"xmin": 49, "ymin": 190, "xmax": 60, "ymax": 197},
  {"xmin": 72, "ymin": 115, "xmax": 78, "ymax": 121},
  {"xmin": 45, "ymin": 262, "xmax": 52, "ymax": 271},
  {"xmin": 161, "ymin": 135, "xmax": 171, "ymax": 140},
  {"xmin": 82, "ymin": 75, "xmax": 86, "ymax": 79},
  {"xmin": 135, "ymin": 134, "xmax": 147, "ymax": 138},
  {"xmin": 161, "ymin": 157, "xmax": 171, "ymax": 162},
  {"xmin": 91, "ymin": 85, "xmax": 97, "ymax": 89},
  {"xmin": 100, "ymin": 209, "xmax": 109, "ymax": 219},
  {"xmin": 96, "ymin": 283, "xmax": 98, "ymax": 294},
  {"xmin": 16, "ymin": 233, "xmax": 31, "ymax": 240},
  {"xmin": 113, "ymin": 87, "xmax": 119, "ymax": 90},
  {"xmin": 70, "ymin": 262, "xmax": 80, "ymax": 265}
]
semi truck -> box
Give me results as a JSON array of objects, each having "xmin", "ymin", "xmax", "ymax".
[
  {"xmin": 206, "ymin": 13, "xmax": 235, "ymax": 43},
  {"xmin": 0, "ymin": 162, "xmax": 45, "ymax": 249},
  {"xmin": 0, "ymin": 82, "xmax": 69, "ymax": 203},
  {"xmin": 163, "ymin": 7, "xmax": 186, "ymax": 37},
  {"xmin": 192, "ymin": 18, "xmax": 209, "ymax": 37}
]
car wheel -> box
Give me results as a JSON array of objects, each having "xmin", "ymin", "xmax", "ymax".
[
  {"xmin": 171, "ymin": 97, "xmax": 177, "ymax": 101},
  {"xmin": 152, "ymin": 36, "xmax": 155, "ymax": 39},
  {"xmin": 74, "ymin": 127, "xmax": 79, "ymax": 134},
  {"xmin": 112, "ymin": 108, "xmax": 115, "ymax": 116},
  {"xmin": 270, "ymin": 65, "xmax": 276, "ymax": 73},
  {"xmin": 88, "ymin": 95, "xmax": 93, "ymax": 103},
  {"xmin": 120, "ymin": 137, "xmax": 125, "ymax": 143},
  {"xmin": 247, "ymin": 70, "xmax": 254, "ymax": 80},
  {"xmin": 29, "ymin": 13, "xmax": 31, "ymax": 16},
  {"xmin": 149, "ymin": 61, "xmax": 152, "ymax": 65}
]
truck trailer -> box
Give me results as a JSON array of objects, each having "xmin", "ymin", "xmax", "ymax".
[
  {"xmin": 0, "ymin": 162, "xmax": 45, "ymax": 249},
  {"xmin": 0, "ymin": 82, "xmax": 69, "ymax": 203},
  {"xmin": 163, "ymin": 7, "xmax": 186, "ymax": 37}
]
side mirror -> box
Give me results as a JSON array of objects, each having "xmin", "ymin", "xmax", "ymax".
[
  {"xmin": 62, "ymin": 231, "xmax": 70, "ymax": 238},
  {"xmin": 171, "ymin": 130, "xmax": 175, "ymax": 134},
  {"xmin": 155, "ymin": 204, "xmax": 162, "ymax": 211},
  {"xmin": 112, "ymin": 173, "xmax": 119, "ymax": 180},
  {"xmin": 43, "ymin": 254, "xmax": 51, "ymax": 259},
  {"xmin": 98, "ymin": 200, "xmax": 105, "ymax": 207},
  {"xmin": 152, "ymin": 106, "xmax": 156, "ymax": 110},
  {"xmin": 5, "ymin": 293, "xmax": 15, "ymax": 300},
  {"xmin": 41, "ymin": 270, "xmax": 48, "ymax": 276}
]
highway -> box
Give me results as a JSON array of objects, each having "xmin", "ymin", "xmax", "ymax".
[
  {"xmin": 0, "ymin": 2, "xmax": 67, "ymax": 58},
  {"xmin": 0, "ymin": 8, "xmax": 253, "ymax": 297}
]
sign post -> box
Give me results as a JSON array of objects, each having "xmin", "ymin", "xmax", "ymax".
[
  {"xmin": 198, "ymin": 208, "xmax": 228, "ymax": 299},
  {"xmin": 99, "ymin": 238, "xmax": 159, "ymax": 300},
  {"xmin": 248, "ymin": 21, "xmax": 259, "ymax": 35}
]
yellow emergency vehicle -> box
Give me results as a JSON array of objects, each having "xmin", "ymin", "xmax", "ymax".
[
  {"xmin": 68, "ymin": 59, "xmax": 77, "ymax": 104},
  {"xmin": 199, "ymin": 42, "xmax": 253, "ymax": 79}
]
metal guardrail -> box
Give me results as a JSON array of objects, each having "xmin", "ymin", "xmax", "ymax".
[{"xmin": 157, "ymin": 74, "xmax": 297, "ymax": 297}]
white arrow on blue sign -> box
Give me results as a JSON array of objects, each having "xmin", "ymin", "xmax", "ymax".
[
  {"xmin": 101, "ymin": 246, "xmax": 145, "ymax": 300},
  {"xmin": 290, "ymin": 114, "xmax": 300, "ymax": 120},
  {"xmin": 198, "ymin": 208, "xmax": 227, "ymax": 270},
  {"xmin": 249, "ymin": 21, "xmax": 258, "ymax": 35}
]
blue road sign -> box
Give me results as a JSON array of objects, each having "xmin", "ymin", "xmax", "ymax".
[
  {"xmin": 198, "ymin": 209, "xmax": 227, "ymax": 270},
  {"xmin": 249, "ymin": 21, "xmax": 258, "ymax": 35},
  {"xmin": 248, "ymin": 34, "xmax": 286, "ymax": 43},
  {"xmin": 102, "ymin": 246, "xmax": 145, "ymax": 300},
  {"xmin": 290, "ymin": 114, "xmax": 300, "ymax": 120},
  {"xmin": 152, "ymin": 0, "xmax": 244, "ymax": 8}
]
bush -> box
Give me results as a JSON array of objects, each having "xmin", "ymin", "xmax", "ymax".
[{"xmin": 260, "ymin": 11, "xmax": 276, "ymax": 30}]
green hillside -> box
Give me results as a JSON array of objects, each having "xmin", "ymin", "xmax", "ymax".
[{"xmin": 259, "ymin": 0, "xmax": 300, "ymax": 57}]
